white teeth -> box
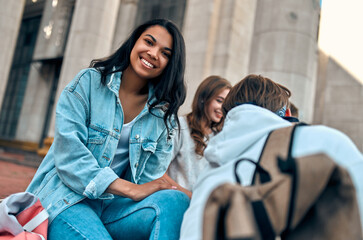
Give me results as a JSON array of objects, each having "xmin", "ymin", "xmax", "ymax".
[{"xmin": 141, "ymin": 58, "xmax": 154, "ymax": 68}]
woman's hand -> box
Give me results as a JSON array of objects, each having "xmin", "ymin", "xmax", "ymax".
[
  {"xmin": 162, "ymin": 173, "xmax": 192, "ymax": 198},
  {"xmin": 106, "ymin": 176, "xmax": 177, "ymax": 201},
  {"xmin": 129, "ymin": 176, "xmax": 177, "ymax": 201}
]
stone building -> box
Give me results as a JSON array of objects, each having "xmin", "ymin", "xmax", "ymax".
[{"xmin": 0, "ymin": 0, "xmax": 362, "ymax": 153}]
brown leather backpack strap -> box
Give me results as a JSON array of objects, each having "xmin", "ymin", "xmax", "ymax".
[
  {"xmin": 251, "ymin": 123, "xmax": 307, "ymax": 238},
  {"xmin": 261, "ymin": 125, "xmax": 294, "ymax": 161},
  {"xmin": 252, "ymin": 124, "xmax": 295, "ymax": 184},
  {"xmin": 262, "ymin": 123, "xmax": 308, "ymax": 239}
]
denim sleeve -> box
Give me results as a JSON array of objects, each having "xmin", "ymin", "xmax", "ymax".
[
  {"xmin": 53, "ymin": 70, "xmax": 118, "ymax": 199},
  {"xmin": 138, "ymin": 128, "xmax": 173, "ymax": 184}
]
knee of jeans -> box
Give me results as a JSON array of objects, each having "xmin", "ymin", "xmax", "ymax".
[
  {"xmin": 151, "ymin": 190, "xmax": 190, "ymax": 217},
  {"xmin": 138, "ymin": 207, "xmax": 158, "ymax": 235}
]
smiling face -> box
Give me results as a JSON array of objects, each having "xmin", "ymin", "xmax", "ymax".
[
  {"xmin": 205, "ymin": 88, "xmax": 230, "ymax": 123},
  {"xmin": 128, "ymin": 25, "xmax": 173, "ymax": 81}
]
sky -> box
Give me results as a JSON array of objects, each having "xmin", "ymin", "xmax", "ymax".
[{"xmin": 318, "ymin": 0, "xmax": 363, "ymax": 84}]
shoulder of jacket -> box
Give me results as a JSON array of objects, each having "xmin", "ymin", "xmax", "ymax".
[
  {"xmin": 66, "ymin": 68, "xmax": 101, "ymax": 92},
  {"xmin": 295, "ymin": 124, "xmax": 358, "ymax": 152},
  {"xmin": 298, "ymin": 124, "xmax": 346, "ymax": 139}
]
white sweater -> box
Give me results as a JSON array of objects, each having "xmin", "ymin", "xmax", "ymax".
[{"xmin": 167, "ymin": 116, "xmax": 209, "ymax": 191}]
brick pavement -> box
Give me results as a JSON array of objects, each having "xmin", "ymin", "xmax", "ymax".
[
  {"xmin": 0, "ymin": 161, "xmax": 37, "ymax": 199},
  {"xmin": 0, "ymin": 148, "xmax": 41, "ymax": 199}
]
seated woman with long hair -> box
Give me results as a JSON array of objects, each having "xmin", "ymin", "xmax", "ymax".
[
  {"xmin": 165, "ymin": 76, "xmax": 231, "ymax": 197},
  {"xmin": 27, "ymin": 19, "xmax": 189, "ymax": 240}
]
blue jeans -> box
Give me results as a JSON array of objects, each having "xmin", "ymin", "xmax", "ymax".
[{"xmin": 48, "ymin": 190, "xmax": 189, "ymax": 240}]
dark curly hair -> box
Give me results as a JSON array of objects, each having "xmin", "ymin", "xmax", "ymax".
[{"xmin": 89, "ymin": 19, "xmax": 186, "ymax": 132}]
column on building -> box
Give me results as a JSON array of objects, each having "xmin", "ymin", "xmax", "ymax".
[
  {"xmin": 248, "ymin": 0, "xmax": 320, "ymax": 122},
  {"xmin": 0, "ymin": 0, "xmax": 26, "ymax": 111},
  {"xmin": 181, "ymin": 0, "xmax": 257, "ymax": 114},
  {"xmin": 112, "ymin": 0, "xmax": 138, "ymax": 51},
  {"xmin": 209, "ymin": 0, "xmax": 257, "ymax": 82},
  {"xmin": 47, "ymin": 0, "xmax": 121, "ymax": 138}
]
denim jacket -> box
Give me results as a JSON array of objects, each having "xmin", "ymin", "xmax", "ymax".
[{"xmin": 26, "ymin": 68, "xmax": 174, "ymax": 223}]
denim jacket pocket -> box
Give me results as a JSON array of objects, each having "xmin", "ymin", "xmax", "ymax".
[
  {"xmin": 133, "ymin": 140, "xmax": 158, "ymax": 180},
  {"xmin": 139, "ymin": 140, "xmax": 157, "ymax": 168},
  {"xmin": 141, "ymin": 141, "xmax": 157, "ymax": 153},
  {"xmin": 87, "ymin": 128, "xmax": 107, "ymax": 156}
]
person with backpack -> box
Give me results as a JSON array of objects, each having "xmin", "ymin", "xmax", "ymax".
[
  {"xmin": 179, "ymin": 74, "xmax": 363, "ymax": 240},
  {"xmin": 26, "ymin": 19, "xmax": 189, "ymax": 240}
]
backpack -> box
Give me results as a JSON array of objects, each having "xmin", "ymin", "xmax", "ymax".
[
  {"xmin": 203, "ymin": 124, "xmax": 362, "ymax": 240},
  {"xmin": 0, "ymin": 192, "xmax": 49, "ymax": 240}
]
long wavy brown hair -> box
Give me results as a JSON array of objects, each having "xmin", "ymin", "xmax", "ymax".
[
  {"xmin": 187, "ymin": 76, "xmax": 231, "ymax": 155},
  {"xmin": 222, "ymin": 74, "xmax": 291, "ymax": 116}
]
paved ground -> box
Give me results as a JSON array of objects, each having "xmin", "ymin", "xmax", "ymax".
[
  {"xmin": 0, "ymin": 161, "xmax": 37, "ymax": 199},
  {"xmin": 0, "ymin": 148, "xmax": 41, "ymax": 199}
]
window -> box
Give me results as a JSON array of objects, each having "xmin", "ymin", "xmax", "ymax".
[
  {"xmin": 135, "ymin": 0, "xmax": 186, "ymax": 30},
  {"xmin": 0, "ymin": 16, "xmax": 41, "ymax": 138}
]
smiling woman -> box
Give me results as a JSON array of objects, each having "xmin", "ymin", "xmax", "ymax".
[
  {"xmin": 26, "ymin": 19, "xmax": 189, "ymax": 240},
  {"xmin": 166, "ymin": 75, "xmax": 231, "ymax": 197},
  {"xmin": 128, "ymin": 25, "xmax": 173, "ymax": 81}
]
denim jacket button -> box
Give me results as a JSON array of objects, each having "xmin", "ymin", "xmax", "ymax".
[
  {"xmin": 135, "ymin": 134, "xmax": 140, "ymax": 139},
  {"xmin": 114, "ymin": 128, "xmax": 119, "ymax": 132},
  {"xmin": 135, "ymin": 162, "xmax": 139, "ymax": 168}
]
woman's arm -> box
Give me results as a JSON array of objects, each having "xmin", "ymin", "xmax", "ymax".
[
  {"xmin": 106, "ymin": 176, "xmax": 177, "ymax": 201},
  {"xmin": 54, "ymin": 70, "xmax": 119, "ymax": 199}
]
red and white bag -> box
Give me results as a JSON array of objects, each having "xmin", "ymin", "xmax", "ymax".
[{"xmin": 0, "ymin": 192, "xmax": 48, "ymax": 240}]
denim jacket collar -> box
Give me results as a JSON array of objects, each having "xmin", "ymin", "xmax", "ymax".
[{"xmin": 107, "ymin": 70, "xmax": 168, "ymax": 118}]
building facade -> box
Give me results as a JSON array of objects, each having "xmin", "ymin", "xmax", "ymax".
[{"xmin": 0, "ymin": 0, "xmax": 362, "ymax": 152}]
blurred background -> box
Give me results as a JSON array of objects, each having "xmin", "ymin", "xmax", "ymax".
[{"xmin": 0, "ymin": 0, "xmax": 362, "ymax": 165}]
